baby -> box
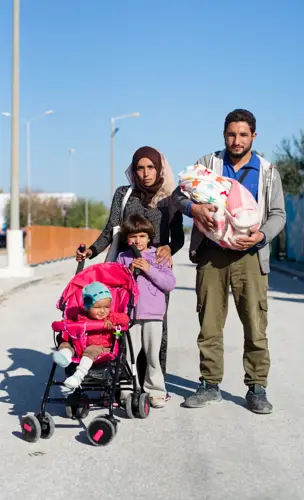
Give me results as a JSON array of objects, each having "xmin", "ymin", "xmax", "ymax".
[
  {"xmin": 179, "ymin": 164, "xmax": 261, "ymax": 249},
  {"xmin": 53, "ymin": 281, "xmax": 128, "ymax": 389}
]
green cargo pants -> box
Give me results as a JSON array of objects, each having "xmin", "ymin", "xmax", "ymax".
[{"xmin": 196, "ymin": 247, "xmax": 270, "ymax": 387}]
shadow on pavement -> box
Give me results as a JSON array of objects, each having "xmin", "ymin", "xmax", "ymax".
[
  {"xmin": 268, "ymin": 271, "xmax": 304, "ymax": 297},
  {"xmin": 166, "ymin": 373, "xmax": 245, "ymax": 408},
  {"xmin": 1, "ymin": 348, "xmax": 132, "ymax": 431},
  {"xmin": 0, "ymin": 348, "xmax": 63, "ymax": 417}
]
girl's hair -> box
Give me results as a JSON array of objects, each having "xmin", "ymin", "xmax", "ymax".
[{"xmin": 121, "ymin": 215, "xmax": 155, "ymax": 240}]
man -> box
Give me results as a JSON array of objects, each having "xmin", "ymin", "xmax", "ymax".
[{"xmin": 173, "ymin": 109, "xmax": 286, "ymax": 414}]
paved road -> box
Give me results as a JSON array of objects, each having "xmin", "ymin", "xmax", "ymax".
[{"xmin": 1, "ymin": 246, "xmax": 304, "ymax": 500}]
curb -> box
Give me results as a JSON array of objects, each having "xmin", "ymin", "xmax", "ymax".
[
  {"xmin": 0, "ymin": 272, "xmax": 66, "ymax": 301},
  {"xmin": 270, "ymin": 262, "xmax": 304, "ymax": 281}
]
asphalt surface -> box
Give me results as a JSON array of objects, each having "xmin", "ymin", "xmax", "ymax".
[{"xmin": 1, "ymin": 246, "xmax": 304, "ymax": 500}]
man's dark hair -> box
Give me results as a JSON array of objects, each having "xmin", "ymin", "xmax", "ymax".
[
  {"xmin": 121, "ymin": 214, "xmax": 155, "ymax": 240},
  {"xmin": 224, "ymin": 109, "xmax": 256, "ymax": 134}
]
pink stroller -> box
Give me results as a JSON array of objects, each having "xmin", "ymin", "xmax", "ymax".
[{"xmin": 21, "ymin": 256, "xmax": 151, "ymax": 447}]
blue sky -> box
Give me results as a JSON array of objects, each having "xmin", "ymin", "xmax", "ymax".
[{"xmin": 0, "ymin": 0, "xmax": 304, "ymax": 206}]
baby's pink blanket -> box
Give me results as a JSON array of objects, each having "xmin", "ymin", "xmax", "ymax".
[{"xmin": 179, "ymin": 164, "xmax": 260, "ymax": 249}]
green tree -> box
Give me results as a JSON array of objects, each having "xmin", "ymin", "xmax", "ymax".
[
  {"xmin": 275, "ymin": 131, "xmax": 304, "ymax": 195},
  {"xmin": 65, "ymin": 199, "xmax": 108, "ymax": 229}
]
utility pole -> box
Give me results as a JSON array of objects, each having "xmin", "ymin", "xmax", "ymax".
[
  {"xmin": 10, "ymin": 0, "xmax": 20, "ymax": 232},
  {"xmin": 0, "ymin": 0, "xmax": 32, "ymax": 277}
]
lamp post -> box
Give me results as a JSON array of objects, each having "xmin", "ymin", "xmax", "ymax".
[
  {"xmin": 110, "ymin": 112, "xmax": 140, "ymax": 197},
  {"xmin": 68, "ymin": 148, "xmax": 75, "ymax": 193},
  {"xmin": 2, "ymin": 109, "xmax": 54, "ymax": 227},
  {"xmin": 85, "ymin": 198, "xmax": 89, "ymax": 229}
]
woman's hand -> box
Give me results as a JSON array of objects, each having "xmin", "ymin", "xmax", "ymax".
[
  {"xmin": 132, "ymin": 258, "xmax": 150, "ymax": 272},
  {"xmin": 156, "ymin": 245, "xmax": 172, "ymax": 265},
  {"xmin": 75, "ymin": 248, "xmax": 93, "ymax": 262}
]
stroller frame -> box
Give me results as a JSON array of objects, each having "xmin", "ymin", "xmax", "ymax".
[
  {"xmin": 21, "ymin": 250, "xmax": 150, "ymax": 446},
  {"xmin": 41, "ymin": 325, "xmax": 138, "ymax": 419}
]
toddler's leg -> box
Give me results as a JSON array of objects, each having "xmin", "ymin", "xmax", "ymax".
[
  {"xmin": 63, "ymin": 346, "xmax": 106, "ymax": 389},
  {"xmin": 142, "ymin": 321, "xmax": 166, "ymax": 408},
  {"xmin": 53, "ymin": 342, "xmax": 74, "ymax": 368}
]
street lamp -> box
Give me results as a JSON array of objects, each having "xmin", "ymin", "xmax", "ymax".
[
  {"xmin": 68, "ymin": 148, "xmax": 76, "ymax": 193},
  {"xmin": 110, "ymin": 112, "xmax": 140, "ymax": 197},
  {"xmin": 2, "ymin": 109, "xmax": 54, "ymax": 227}
]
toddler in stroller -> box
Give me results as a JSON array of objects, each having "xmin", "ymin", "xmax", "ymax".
[
  {"xmin": 52, "ymin": 281, "xmax": 129, "ymax": 389},
  {"xmin": 21, "ymin": 259, "xmax": 151, "ymax": 447}
]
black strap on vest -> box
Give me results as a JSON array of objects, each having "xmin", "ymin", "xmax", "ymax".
[{"xmin": 238, "ymin": 168, "xmax": 250, "ymax": 185}]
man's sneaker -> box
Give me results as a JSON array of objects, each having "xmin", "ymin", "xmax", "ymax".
[
  {"xmin": 246, "ymin": 384, "xmax": 273, "ymax": 414},
  {"xmin": 184, "ymin": 380, "xmax": 222, "ymax": 408}
]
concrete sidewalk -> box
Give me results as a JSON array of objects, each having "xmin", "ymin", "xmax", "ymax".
[
  {"xmin": 1, "ymin": 244, "xmax": 304, "ymax": 500},
  {"xmin": 0, "ymin": 253, "xmax": 105, "ymax": 299},
  {"xmin": 271, "ymin": 259, "xmax": 304, "ymax": 281}
]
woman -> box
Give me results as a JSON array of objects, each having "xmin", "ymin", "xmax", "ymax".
[{"xmin": 76, "ymin": 146, "xmax": 184, "ymax": 393}]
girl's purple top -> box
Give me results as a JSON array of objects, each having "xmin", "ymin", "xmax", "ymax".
[{"xmin": 117, "ymin": 246, "xmax": 176, "ymax": 320}]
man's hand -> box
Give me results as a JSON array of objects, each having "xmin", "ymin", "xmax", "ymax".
[
  {"xmin": 132, "ymin": 258, "xmax": 150, "ymax": 272},
  {"xmin": 190, "ymin": 203, "xmax": 217, "ymax": 231},
  {"xmin": 234, "ymin": 231, "xmax": 265, "ymax": 251},
  {"xmin": 156, "ymin": 245, "xmax": 172, "ymax": 265}
]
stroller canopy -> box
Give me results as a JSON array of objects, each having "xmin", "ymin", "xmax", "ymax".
[{"xmin": 57, "ymin": 262, "xmax": 139, "ymax": 320}]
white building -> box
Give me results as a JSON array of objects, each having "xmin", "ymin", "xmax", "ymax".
[{"xmin": 0, "ymin": 192, "xmax": 77, "ymax": 229}]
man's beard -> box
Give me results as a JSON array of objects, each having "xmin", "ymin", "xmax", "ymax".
[{"xmin": 225, "ymin": 140, "xmax": 253, "ymax": 159}]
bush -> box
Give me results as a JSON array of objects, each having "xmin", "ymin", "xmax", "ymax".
[
  {"xmin": 275, "ymin": 132, "xmax": 304, "ymax": 195},
  {"xmin": 5, "ymin": 196, "xmax": 109, "ymax": 229}
]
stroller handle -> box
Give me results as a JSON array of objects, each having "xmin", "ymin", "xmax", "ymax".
[
  {"xmin": 76, "ymin": 244, "xmax": 86, "ymax": 275},
  {"xmin": 75, "ymin": 243, "xmax": 141, "ymax": 277},
  {"xmin": 129, "ymin": 243, "xmax": 141, "ymax": 277}
]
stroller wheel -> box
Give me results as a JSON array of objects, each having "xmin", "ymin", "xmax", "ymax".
[
  {"xmin": 36, "ymin": 412, "xmax": 55, "ymax": 439},
  {"xmin": 21, "ymin": 415, "xmax": 41, "ymax": 443},
  {"xmin": 87, "ymin": 417, "xmax": 115, "ymax": 446},
  {"xmin": 125, "ymin": 394, "xmax": 135, "ymax": 419},
  {"xmin": 137, "ymin": 393, "xmax": 150, "ymax": 419}
]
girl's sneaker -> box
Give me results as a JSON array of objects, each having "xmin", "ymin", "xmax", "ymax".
[{"xmin": 150, "ymin": 396, "xmax": 165, "ymax": 408}]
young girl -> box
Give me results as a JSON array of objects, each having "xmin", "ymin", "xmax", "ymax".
[
  {"xmin": 117, "ymin": 215, "xmax": 176, "ymax": 408},
  {"xmin": 53, "ymin": 281, "xmax": 129, "ymax": 389}
]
